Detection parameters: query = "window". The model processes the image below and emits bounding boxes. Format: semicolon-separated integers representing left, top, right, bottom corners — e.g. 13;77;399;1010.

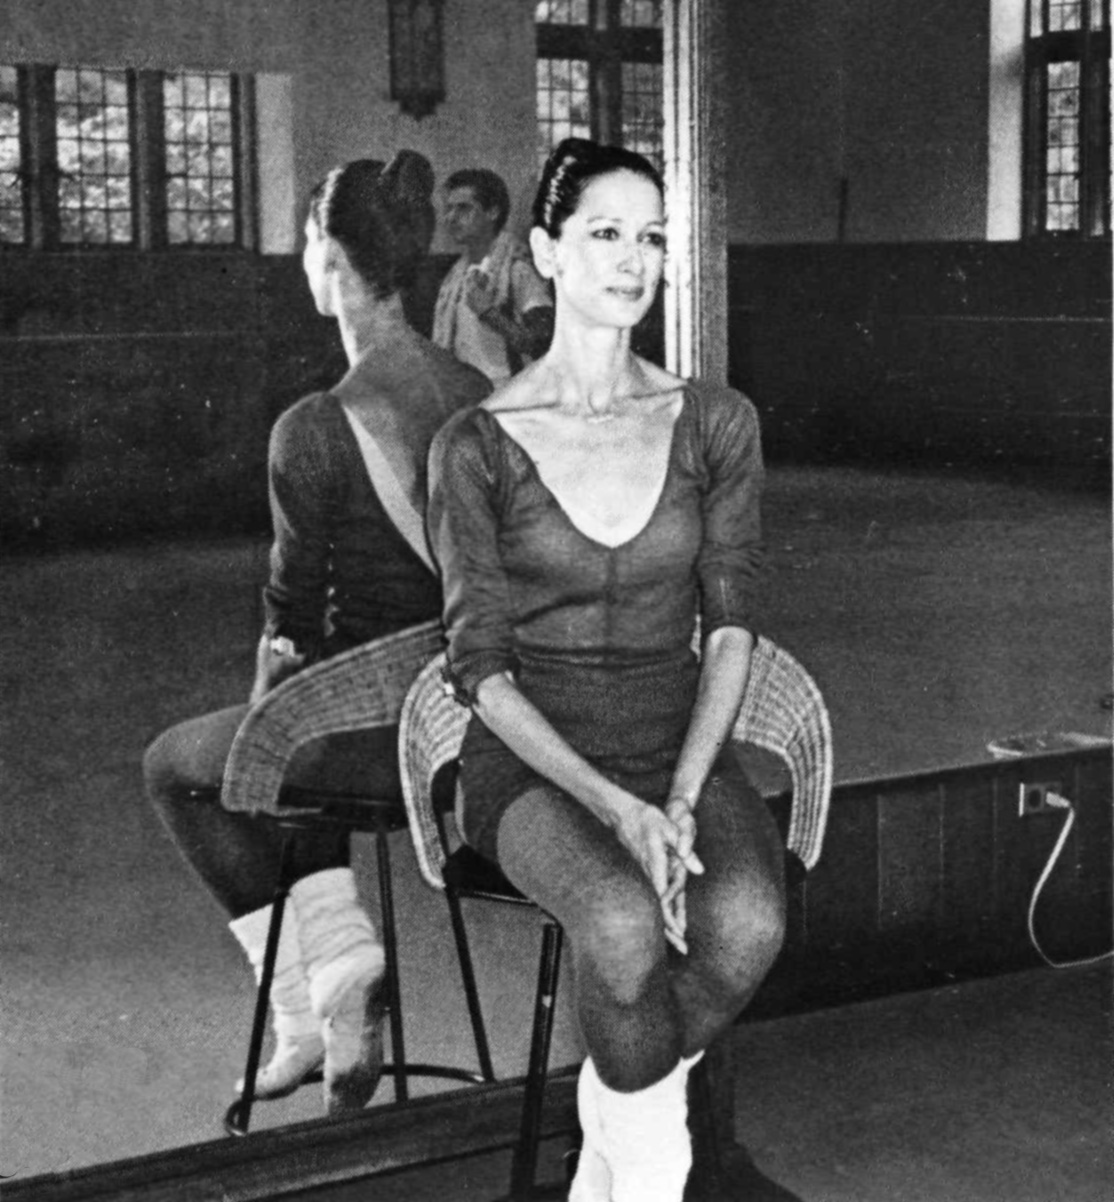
1024;0;1110;236
535;0;663;171
0;65;26;243
0;63;254;249
163;71;241;246
55;67;134;245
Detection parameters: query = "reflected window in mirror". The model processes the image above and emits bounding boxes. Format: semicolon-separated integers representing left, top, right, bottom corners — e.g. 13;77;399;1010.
1024;0;1111;236
0;64;27;243
163;71;243;247
55;67;134;245
0;63;256;250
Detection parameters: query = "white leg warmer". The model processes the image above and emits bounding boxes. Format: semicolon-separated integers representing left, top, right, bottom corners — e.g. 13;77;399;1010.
228;904;324;1098
593;1052;703;1202
290;868;387;1113
568;1057;612;1202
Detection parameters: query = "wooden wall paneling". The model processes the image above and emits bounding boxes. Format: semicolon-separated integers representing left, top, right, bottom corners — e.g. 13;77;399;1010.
804;787;880;954
877;780;945;933
941;773;997;945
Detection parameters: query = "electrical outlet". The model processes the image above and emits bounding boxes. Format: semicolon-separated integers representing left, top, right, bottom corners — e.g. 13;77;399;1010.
1018;781;1061;817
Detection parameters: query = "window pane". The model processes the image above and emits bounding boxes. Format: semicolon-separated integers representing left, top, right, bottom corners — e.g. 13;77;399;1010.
187;211;212;241
168;209;189;244
0;64;24;243
620;0;662;28
1049;0;1083;31
621;60;663;169
536;0;588;24
211;211;235;243
82;209;108;243
536;57;591;168
163;70;238;245
108;209;132;241
210;143;234;178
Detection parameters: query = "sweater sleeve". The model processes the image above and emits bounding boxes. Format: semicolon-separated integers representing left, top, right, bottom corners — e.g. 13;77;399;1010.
261;398;336;660
427;409;518;704
694;385;765;636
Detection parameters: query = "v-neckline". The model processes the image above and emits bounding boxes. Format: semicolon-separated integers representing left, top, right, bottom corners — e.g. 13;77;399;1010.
485;389;689;552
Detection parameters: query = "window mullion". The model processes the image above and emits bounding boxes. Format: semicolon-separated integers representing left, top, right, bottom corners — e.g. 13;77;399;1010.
1024;34;1048;235
1078;3;1093;234
26;65;59;249
134;70;167;250
1083;33;1110;233
234;74;258;251
595;0;622;145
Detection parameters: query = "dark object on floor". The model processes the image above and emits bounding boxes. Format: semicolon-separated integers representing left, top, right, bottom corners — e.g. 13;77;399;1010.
686;1037;804;1202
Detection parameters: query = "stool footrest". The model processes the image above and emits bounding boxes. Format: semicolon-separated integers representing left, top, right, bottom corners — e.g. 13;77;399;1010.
223;1062;490;1136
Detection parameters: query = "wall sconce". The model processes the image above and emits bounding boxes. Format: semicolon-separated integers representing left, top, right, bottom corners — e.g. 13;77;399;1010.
388;0;446;120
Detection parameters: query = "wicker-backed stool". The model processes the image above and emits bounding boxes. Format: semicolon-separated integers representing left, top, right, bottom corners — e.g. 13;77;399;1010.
397;634;834;1200
218;622;493;1136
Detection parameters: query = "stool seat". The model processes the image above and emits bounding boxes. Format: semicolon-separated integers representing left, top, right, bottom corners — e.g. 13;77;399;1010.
443;845;531;905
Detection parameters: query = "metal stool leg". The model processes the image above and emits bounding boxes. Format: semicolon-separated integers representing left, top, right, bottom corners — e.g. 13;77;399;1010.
445;889;498;1083
508;919;563;1201
224;831;299;1136
372;820;488;1097
375;817;410;1102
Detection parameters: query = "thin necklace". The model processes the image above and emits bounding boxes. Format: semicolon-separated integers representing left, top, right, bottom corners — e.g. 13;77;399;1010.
585;409;617;424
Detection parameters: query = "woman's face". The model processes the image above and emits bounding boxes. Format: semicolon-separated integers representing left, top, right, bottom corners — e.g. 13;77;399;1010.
302;216;334;316
534;168;665;331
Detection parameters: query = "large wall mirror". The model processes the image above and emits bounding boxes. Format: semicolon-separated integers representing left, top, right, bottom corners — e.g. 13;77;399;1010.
3;0;1109;1194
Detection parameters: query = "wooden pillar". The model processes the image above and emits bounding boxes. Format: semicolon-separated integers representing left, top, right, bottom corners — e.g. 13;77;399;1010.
662;0;730;385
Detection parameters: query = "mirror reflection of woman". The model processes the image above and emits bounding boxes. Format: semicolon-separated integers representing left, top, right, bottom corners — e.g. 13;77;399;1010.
143;153;490;1115
428;139;787;1202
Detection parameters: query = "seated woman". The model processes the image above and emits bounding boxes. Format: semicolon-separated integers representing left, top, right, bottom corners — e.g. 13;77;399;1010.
428;139;786;1202
143;152;490;1114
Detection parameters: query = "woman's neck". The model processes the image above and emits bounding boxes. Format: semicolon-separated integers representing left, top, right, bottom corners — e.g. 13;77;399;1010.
336;291;410;366
543;319;638;413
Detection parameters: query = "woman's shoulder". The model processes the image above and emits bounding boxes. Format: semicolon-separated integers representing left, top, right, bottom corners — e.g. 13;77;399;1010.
481;359;550;415
271;391;342;444
683;378;760;433
430;400;500;466
419;337;496;401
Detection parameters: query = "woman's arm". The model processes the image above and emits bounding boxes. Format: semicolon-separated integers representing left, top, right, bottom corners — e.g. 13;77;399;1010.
254;400;334;700
667;625;754;809
661;389;766;932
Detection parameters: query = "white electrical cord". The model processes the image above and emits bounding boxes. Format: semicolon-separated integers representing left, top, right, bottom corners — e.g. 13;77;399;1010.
1027;792;1113;969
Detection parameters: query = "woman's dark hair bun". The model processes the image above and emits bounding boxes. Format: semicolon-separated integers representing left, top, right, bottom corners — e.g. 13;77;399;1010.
307;150;435;299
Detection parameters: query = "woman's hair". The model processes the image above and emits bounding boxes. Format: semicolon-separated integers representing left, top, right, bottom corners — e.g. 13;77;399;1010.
532;138;663;238
306;150;436;298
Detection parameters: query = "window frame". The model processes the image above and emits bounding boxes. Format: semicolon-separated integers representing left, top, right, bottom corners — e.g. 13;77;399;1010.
535;0;663;169
1023;0;1111;238
0;63;257;252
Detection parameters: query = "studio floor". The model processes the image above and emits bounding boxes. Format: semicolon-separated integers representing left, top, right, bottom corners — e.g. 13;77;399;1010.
1;463;1110;1198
